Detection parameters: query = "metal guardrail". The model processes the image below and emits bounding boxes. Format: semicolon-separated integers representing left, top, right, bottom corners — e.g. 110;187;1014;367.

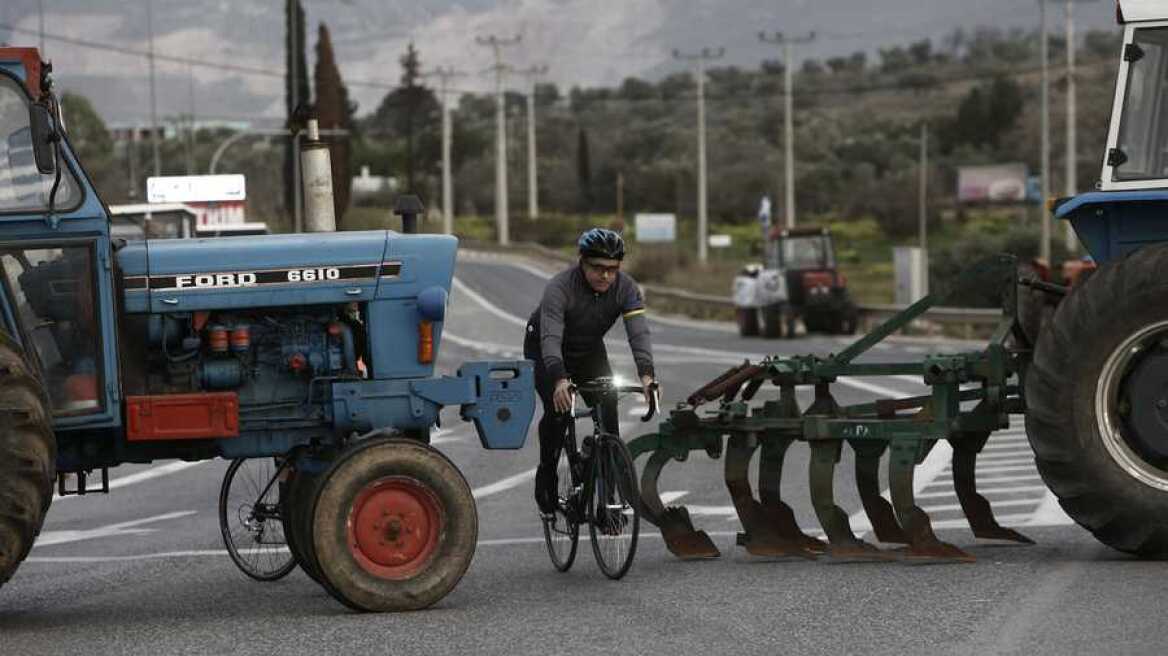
472;241;1004;336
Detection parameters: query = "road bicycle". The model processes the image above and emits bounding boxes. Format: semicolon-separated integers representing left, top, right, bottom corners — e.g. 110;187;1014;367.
542;378;659;579
219;457;297;581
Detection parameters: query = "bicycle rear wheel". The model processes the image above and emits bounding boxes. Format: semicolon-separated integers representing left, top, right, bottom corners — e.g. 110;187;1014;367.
543;444;579;572
219;457;296;582
588;437;640;580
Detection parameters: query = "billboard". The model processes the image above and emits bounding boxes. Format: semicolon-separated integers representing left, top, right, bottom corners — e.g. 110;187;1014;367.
147;174;246;204
634;213;676;242
957;164;1028;203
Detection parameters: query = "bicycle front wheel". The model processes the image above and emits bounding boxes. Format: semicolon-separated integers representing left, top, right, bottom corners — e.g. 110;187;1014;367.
219;457;297;582
543;444;579;572
588;437;640;579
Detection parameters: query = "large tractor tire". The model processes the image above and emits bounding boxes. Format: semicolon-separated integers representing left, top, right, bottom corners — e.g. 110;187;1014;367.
735;308;760;337
0;337;55;588
311;437;477;612
1025;243;1168;556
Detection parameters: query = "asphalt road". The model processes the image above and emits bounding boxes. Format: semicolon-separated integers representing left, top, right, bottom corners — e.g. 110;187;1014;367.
2;252;1161;656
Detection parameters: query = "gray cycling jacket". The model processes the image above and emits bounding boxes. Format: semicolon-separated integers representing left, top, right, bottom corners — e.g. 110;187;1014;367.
526;265;654;383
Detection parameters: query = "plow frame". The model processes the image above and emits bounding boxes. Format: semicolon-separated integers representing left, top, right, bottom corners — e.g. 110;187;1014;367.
629;254;1037;562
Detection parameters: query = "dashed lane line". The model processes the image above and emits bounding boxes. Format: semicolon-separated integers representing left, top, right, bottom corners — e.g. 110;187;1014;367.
34;510;197;548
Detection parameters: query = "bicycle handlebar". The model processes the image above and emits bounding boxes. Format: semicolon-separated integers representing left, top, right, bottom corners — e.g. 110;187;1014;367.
568;380;661;422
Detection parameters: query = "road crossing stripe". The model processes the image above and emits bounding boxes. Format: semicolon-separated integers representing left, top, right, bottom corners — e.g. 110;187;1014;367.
916;485;1048;499
921;499;1037;513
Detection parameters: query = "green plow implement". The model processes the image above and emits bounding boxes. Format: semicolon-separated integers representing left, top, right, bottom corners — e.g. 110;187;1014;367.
629;254;1041;562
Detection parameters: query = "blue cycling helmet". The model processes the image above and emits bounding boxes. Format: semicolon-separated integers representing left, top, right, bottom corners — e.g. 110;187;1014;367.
578;228;626;260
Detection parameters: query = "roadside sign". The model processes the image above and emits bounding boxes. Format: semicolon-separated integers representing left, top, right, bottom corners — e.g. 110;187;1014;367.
147;174;246;204
635;213;676;242
708;234;732;248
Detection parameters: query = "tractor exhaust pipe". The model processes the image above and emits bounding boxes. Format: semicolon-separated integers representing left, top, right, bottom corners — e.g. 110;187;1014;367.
395;195;423;235
301;119;336;232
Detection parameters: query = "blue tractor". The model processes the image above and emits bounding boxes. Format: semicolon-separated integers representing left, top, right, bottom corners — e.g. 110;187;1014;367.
1026;2;1168;555
0;48;534;611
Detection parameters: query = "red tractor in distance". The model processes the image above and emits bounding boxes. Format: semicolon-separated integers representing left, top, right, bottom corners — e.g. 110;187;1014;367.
733;227;859;338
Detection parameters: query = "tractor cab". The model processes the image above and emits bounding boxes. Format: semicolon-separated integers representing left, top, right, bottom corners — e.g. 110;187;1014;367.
0;49;119;427
1056;2;1168;262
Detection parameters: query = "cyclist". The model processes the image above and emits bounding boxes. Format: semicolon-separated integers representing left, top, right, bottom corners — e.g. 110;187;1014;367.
524;228;657;516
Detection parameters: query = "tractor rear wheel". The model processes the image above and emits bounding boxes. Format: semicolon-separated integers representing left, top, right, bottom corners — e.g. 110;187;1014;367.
0;336;55;588
1026;243;1168;556
311;437;477;612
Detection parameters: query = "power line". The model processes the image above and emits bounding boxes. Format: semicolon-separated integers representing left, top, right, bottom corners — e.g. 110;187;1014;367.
0;22;399;90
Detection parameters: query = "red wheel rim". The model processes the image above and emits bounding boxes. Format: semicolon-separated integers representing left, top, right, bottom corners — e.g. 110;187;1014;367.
346;476;444;580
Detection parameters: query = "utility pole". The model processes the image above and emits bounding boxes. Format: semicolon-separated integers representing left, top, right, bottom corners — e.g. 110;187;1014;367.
145;0;161;178
128;123;139;199
37;0;45;55
422;66;466;236
919;122;928;252
1063;0;1096;251
760;31;815;228
186;62;196;175
515;64;548;220
673;46;724;264
1040;0;1051;263
476;34;522;246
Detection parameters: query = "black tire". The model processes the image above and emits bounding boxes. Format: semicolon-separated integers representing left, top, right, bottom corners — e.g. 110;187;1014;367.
284;465;326;584
588;437;639;580
735;308;760;337
219;458;296;582
0;336;54;589
760;304;784;339
1026;243;1168;556
542;443;579;572
311;437;477;612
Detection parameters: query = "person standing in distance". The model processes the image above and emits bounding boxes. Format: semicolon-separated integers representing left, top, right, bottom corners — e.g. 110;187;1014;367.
524;228;657;515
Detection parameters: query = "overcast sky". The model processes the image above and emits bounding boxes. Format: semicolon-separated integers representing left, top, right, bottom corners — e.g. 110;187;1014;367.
0;1;1122;126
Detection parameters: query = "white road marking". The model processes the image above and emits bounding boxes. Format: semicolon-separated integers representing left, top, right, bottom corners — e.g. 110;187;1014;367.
921;499;1036;513
53;461;208;502
916;485;1048;499
34;510;197;548
659;491;689;504
974;473;1044;483
1028;491;1074;526
472;467;537;499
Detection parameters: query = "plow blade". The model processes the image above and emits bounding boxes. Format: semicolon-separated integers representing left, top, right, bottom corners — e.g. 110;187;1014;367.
638;449;720;559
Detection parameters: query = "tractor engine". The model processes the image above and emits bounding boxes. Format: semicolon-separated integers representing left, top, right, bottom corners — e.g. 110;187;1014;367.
126;306;362;410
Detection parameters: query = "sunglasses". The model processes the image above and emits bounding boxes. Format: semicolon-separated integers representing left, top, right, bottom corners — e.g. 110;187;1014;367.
584;260;621;276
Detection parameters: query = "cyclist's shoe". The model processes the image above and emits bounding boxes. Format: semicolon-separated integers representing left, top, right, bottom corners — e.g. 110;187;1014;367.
535;482;559;516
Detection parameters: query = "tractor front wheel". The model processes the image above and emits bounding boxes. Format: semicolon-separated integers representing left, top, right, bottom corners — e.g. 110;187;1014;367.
0;336;55;588
311;437;477;612
1026;243;1168;556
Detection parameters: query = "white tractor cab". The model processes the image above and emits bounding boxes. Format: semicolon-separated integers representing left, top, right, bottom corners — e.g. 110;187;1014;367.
1103;1;1168;190
732;227;858;339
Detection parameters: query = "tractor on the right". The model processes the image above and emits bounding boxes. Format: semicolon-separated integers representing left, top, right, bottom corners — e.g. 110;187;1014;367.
1025;1;1168;554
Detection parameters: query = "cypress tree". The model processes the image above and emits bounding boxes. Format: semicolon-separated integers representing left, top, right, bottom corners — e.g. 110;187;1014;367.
314;23;354;227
